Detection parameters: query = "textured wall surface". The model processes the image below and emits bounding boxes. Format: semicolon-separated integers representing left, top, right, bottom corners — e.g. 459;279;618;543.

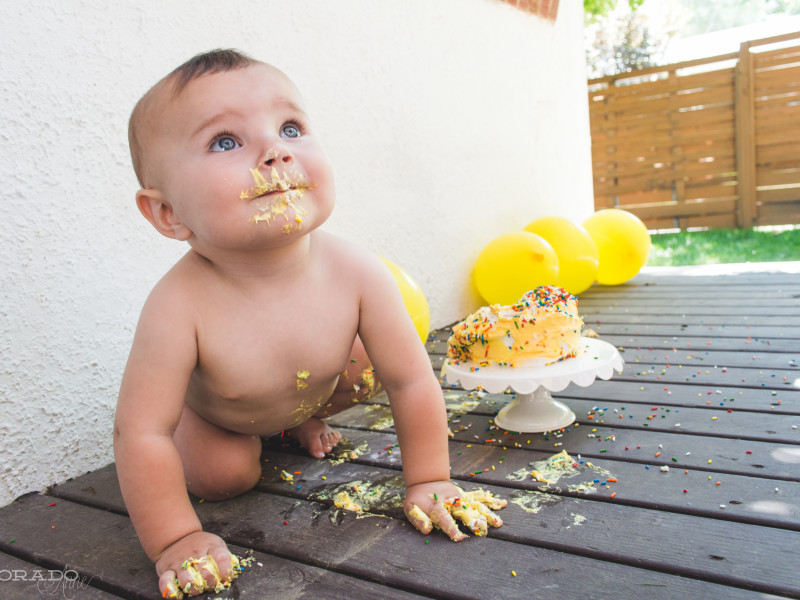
0;0;593;506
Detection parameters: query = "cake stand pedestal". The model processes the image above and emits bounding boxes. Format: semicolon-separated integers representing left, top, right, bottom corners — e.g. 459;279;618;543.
441;338;624;433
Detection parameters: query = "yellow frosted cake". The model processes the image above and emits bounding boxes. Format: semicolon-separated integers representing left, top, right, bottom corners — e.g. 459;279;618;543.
447;286;583;367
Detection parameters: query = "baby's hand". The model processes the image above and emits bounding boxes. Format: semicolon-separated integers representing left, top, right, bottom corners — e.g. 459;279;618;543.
155;531;241;598
404;482;507;542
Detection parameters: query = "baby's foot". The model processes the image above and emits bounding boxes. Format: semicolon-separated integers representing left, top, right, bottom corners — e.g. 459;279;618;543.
288;417;342;458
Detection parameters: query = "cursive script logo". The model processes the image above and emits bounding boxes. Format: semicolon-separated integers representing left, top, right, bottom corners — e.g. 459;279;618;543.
35;569;96;600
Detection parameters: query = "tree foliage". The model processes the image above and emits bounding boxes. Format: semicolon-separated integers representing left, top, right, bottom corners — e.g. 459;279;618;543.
584;0;800;78
584;0;644;22
585;5;664;78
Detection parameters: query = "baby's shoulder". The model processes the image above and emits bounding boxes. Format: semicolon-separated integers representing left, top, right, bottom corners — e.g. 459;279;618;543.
313;231;385;276
140;253;204;317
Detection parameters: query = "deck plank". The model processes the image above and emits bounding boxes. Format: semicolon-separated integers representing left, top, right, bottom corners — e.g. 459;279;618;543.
436;389;800;442
414;381;796;440
324;401;800;482
584;322;797;338
547;382;798;414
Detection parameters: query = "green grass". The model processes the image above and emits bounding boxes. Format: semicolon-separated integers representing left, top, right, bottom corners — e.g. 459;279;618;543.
647;226;800;267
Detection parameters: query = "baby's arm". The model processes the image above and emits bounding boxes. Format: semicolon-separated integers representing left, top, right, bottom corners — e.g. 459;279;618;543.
114;281;236;595
354;256;472;540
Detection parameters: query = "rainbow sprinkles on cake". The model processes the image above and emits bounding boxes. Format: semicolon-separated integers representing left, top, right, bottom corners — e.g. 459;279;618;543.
447;285;584;368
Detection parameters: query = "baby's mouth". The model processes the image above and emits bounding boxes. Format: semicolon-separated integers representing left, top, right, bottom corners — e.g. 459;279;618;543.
240;167;312;201
243;167;314;230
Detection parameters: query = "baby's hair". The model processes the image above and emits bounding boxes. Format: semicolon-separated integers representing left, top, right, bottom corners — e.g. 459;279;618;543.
129;48;258;186
167;48;258;94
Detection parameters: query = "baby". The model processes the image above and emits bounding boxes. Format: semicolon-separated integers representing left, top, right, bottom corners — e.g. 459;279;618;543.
114;49;503;597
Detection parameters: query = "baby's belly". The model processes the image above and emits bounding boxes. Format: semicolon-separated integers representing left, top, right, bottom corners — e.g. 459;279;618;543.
185;375;340;436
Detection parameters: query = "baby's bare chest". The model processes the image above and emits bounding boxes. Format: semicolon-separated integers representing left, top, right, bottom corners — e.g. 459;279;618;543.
192;292;360;401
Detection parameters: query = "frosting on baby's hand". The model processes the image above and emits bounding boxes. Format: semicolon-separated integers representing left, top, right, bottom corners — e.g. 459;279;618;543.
409;488;506;542
161;554;243;599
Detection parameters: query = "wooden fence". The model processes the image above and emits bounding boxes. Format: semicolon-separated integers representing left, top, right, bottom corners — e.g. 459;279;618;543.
588;31;800;230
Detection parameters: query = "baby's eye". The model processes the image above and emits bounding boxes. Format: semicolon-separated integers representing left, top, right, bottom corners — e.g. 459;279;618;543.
281;123;302;139
210;135;240;152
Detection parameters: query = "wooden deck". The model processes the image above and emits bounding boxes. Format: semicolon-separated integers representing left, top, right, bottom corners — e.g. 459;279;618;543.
2;265;799;599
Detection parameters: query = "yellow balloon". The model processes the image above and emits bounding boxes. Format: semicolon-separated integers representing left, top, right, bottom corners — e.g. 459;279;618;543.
473;232;559;305
582;209;651;285
379;256;431;343
524;216;599;295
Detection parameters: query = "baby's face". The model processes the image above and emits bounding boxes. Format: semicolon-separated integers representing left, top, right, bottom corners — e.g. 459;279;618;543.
145;64;335;250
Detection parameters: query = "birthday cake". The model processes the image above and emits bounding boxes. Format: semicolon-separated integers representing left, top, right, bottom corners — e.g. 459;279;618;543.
447;286;583;367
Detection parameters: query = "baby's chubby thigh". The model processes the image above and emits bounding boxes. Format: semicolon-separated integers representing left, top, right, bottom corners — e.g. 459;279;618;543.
315;335;383;418
173;404;263;501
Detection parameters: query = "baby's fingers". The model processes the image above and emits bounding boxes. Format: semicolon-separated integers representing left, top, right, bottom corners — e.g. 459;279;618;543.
192;555;223;593
475;502;504;528
451;505;488;537
158;571;183;599
430;503;467;542
211;550;241;584
407;504;433;535
465;489;508;511
181;560;208;596
159;555;232;598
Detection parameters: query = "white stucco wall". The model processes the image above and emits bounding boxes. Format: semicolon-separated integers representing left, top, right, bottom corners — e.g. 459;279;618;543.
0;0;593;506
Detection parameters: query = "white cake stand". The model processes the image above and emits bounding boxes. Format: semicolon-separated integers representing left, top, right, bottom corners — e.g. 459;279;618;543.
441;338;624;433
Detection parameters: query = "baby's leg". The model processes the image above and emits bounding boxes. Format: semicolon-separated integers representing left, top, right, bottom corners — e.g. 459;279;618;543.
289;335;382;458
173;404;263;501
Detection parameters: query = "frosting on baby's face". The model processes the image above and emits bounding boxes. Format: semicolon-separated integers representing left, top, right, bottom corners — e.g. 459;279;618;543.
134;64;336;252
243;166;314;232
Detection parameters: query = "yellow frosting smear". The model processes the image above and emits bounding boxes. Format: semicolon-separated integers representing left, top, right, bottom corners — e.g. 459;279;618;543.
162;554;243;599
319;476;405;515
408;504;431;530
333;491;362;512
296;369;311;390
243;167;312;227
443;490;506;537
447;285;583;366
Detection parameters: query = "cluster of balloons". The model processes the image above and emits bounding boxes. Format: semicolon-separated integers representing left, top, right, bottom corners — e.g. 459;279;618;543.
474;209;651;305
377;209;651;342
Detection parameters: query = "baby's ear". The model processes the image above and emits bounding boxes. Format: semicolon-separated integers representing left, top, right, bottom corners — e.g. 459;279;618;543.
135;189;192;241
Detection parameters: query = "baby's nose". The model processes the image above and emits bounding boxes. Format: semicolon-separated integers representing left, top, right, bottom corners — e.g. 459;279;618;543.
263;147;293;167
